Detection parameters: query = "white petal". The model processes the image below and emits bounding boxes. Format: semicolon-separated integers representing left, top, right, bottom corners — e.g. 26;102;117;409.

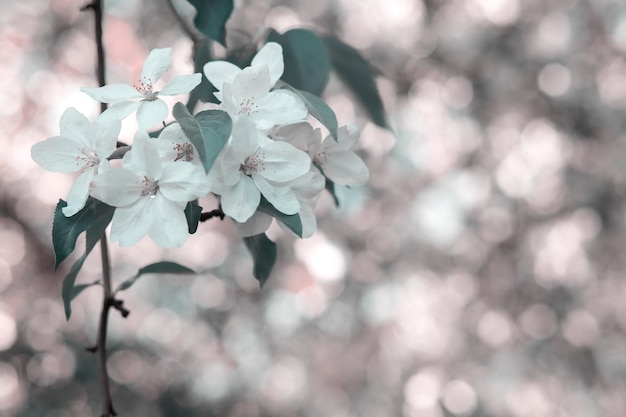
141;48;172;85
125;131;163;179
159;73;202;96
235;211;272;237
251;42;284;87
159;162;210;202
81;84;143;103
253;90;308;130
221;175;260;223
136;99;169;130
254;175;300;215
257;141;311;182
92;111;121;159
90;168;143;207
31;136;84;173
203;61;241;91
59;107;92;146
291;170;325;201
62;170;94;217
110;200;152;247
230;118;261;161
108;101;141;120
148;196;189;247
324;151;369;186
331;124;360;151
271;122;312;151
232;65;271;105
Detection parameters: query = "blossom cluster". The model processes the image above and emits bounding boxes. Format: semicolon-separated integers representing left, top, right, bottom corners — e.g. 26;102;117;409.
32;43;368;248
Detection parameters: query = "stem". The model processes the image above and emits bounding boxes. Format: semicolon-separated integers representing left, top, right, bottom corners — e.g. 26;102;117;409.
83;1;116;415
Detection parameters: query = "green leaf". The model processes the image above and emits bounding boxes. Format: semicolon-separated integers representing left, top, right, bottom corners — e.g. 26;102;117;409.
52;198;97;270
185;200;203;234
267;29;331;96
257;197;303;237
275;82;338;139
173;103;232;173
325;178;340;206
187;0;234;46
62;201;115;320
70;280;101;302
243;233;277;287
324;36;389;129
116;261;195;293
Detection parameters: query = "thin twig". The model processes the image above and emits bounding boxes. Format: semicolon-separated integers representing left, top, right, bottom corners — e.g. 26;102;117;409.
83;1;117;415
200;207;225;222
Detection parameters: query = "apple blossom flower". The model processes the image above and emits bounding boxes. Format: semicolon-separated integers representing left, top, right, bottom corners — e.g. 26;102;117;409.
90;131;210;248
81;48;201;130
209;118;311;223
203;42;307;130
308;124;369;186
31;107;121;217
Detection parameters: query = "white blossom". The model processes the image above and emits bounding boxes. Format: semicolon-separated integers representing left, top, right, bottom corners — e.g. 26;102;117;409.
81;48;201;130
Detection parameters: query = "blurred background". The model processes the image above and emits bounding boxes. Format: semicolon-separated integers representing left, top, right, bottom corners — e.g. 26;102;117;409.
2;0;626;416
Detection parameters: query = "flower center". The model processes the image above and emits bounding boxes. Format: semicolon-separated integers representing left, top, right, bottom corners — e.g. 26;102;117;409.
238;97;259;116
314;150;328;166
134;79;157;101
173;142;195;162
140;176;159;199
240;152;266;176
76;147;99;172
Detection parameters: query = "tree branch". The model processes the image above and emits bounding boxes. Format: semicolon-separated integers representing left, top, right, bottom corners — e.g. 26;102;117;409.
82;1;118;416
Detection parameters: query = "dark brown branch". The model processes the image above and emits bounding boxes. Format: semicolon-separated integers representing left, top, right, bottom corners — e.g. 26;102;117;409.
200;207;225;222
83;1;117;416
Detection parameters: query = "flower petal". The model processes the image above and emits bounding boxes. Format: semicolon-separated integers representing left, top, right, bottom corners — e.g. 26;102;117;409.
141;48;171;85
90;168;143;207
92;111;121;159
331;124;360;151
125;131;163;179
59;107;92;146
298;201;317;238
136;99;169;130
159;73;202;96
148;196;189;247
221;175;260;223
159;161;210;202
324;151;369;186
254;175;300;215
203;61;242;91
251;42;284;86
235;211;272;237
62;170;95;217
232;65;271;106
110;199;152;247
31;136;85;173
257;141;311;182
108;101;141;121
81;84;143;103
253;90;308;130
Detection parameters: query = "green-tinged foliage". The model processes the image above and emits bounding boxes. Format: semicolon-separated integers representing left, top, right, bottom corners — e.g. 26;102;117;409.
116;261;195;293
324;36;389;129
185;200;203;234
243;233;277;287
187;0;234;46
52;198;96;270
173;103;231;173
257;196;303;237
267;28;331;96
70;280;101;302
325;178;340;206
275;81;338;139
62;201;115;320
